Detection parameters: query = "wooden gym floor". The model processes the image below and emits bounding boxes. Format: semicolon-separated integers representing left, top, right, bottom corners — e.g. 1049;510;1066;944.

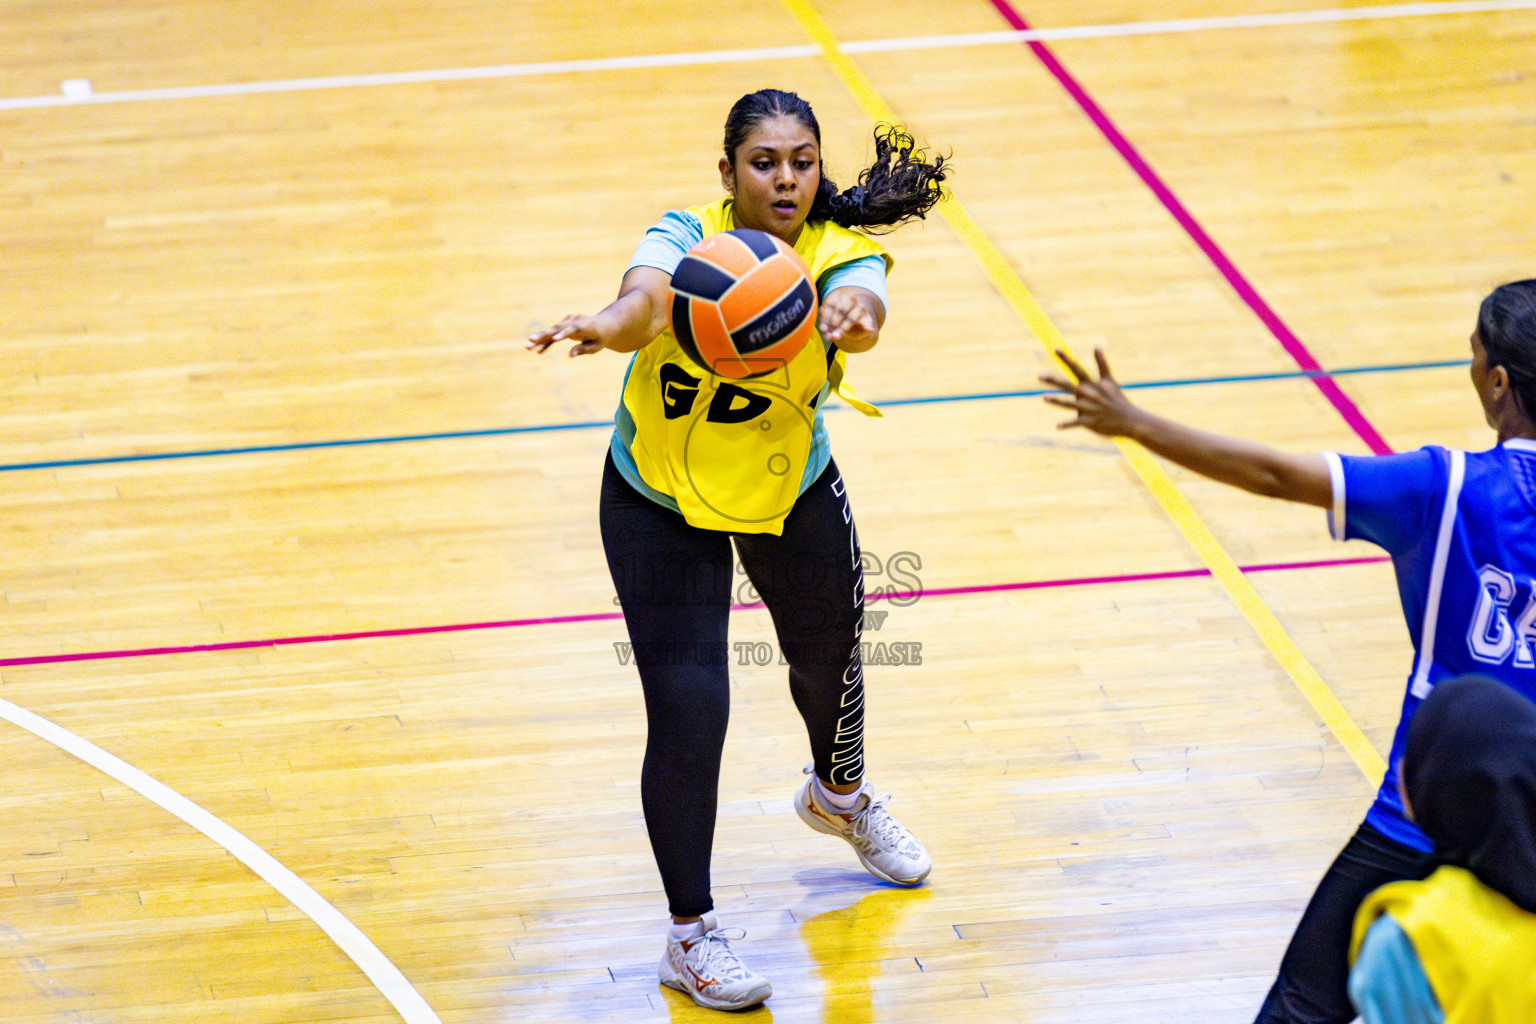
1;1;1533;1021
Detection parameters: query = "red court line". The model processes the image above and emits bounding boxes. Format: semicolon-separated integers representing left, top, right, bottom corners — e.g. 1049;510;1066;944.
0;556;1389;669
983;0;1393;456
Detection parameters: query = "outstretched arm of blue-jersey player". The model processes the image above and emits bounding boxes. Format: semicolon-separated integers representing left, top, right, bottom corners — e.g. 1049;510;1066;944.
1041;347;1334;509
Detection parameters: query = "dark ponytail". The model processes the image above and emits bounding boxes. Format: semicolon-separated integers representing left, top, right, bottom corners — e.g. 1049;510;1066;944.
814;124;947;232
722;89;948;234
1478;279;1536;417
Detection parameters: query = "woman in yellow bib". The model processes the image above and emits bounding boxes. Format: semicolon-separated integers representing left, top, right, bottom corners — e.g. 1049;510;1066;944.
528;89;947;1011
1348;674;1536;1024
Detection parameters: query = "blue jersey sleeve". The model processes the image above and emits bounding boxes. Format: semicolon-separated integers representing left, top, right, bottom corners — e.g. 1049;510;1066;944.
819;255;890;312
1327;448;1444;555
627;210;704;277
1348;915;1444;1024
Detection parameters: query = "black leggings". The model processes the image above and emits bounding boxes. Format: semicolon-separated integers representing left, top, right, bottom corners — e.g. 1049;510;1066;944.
1254;823;1435;1023
600;453;867;918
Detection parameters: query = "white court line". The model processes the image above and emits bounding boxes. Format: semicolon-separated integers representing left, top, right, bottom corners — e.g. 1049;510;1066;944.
0;698;442;1024
843;0;1536;51
1;1;1532;111
0;46;819;110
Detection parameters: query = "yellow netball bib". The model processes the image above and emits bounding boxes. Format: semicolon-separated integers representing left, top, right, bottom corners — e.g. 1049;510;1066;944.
619;200;890;534
1353;866;1536;1024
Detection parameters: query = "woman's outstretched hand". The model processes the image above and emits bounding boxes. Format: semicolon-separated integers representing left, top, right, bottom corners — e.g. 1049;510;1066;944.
526;314;608;357
1040;347;1143;439
1041;345;1334;508
526;269;672;357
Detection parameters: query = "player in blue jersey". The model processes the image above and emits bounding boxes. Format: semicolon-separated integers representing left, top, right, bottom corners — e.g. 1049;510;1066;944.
1040;278;1536;1024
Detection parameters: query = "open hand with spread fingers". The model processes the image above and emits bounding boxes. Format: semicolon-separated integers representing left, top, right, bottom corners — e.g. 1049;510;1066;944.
1039;347;1146;439
525;313;609;357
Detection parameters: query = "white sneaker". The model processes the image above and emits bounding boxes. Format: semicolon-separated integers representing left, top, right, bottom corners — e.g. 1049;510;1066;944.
795;768;932;886
658;912;772;1011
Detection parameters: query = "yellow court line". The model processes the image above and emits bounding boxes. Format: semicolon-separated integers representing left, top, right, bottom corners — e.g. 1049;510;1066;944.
778;0;1387;786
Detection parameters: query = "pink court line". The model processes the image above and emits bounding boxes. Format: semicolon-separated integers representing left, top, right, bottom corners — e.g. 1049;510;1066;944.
903;554;1389;599
0;556;1388;669
984;0;1393;456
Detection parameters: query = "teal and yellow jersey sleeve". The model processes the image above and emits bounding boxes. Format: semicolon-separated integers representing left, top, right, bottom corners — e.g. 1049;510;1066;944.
1349;915;1444;1024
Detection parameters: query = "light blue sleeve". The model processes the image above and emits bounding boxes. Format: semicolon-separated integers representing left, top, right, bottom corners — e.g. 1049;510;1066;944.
626;210;704;276
1348;916;1444;1024
819;255;889;312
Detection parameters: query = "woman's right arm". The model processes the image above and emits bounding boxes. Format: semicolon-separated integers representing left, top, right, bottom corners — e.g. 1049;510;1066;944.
1042;348;1334;509
526;266;673;357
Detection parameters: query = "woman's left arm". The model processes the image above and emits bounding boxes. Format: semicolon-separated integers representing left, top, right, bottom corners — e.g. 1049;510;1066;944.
1043;348;1334;508
820;286;886;353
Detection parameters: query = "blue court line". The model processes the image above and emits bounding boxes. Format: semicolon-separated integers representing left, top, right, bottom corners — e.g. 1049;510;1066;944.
2;422;613;472
880;358;1467;408
3;358;1465;474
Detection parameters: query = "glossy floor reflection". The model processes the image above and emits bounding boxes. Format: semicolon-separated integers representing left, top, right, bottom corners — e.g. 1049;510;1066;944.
802;886;933;1023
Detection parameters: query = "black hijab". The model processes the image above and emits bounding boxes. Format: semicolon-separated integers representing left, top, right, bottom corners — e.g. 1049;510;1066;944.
1405;674;1536;913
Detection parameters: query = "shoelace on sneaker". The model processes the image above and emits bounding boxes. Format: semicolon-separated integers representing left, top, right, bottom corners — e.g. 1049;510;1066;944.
849;794;905;846
693;926;753;981
801;764;915;852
